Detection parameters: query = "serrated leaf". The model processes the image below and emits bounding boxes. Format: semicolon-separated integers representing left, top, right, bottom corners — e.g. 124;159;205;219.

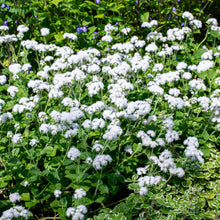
141;12;149;22
99;184;109;194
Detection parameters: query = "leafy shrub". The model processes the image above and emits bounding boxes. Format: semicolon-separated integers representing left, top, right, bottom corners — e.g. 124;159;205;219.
0;5;220;220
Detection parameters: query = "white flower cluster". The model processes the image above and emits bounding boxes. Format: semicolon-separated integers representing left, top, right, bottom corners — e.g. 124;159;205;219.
63;33;77;41
67;147;81;161
137;130;161;148
66;205;88;220
102;122;123;141
138;175;164;195
141;20;158;28
9;192;21;203
0;206;29;220
150;150;185;177
13;95;39;113
82;118;105;130
54;189;62;198
86;75;104;97
74;188;86;199
92;154;112;170
184;137;204;163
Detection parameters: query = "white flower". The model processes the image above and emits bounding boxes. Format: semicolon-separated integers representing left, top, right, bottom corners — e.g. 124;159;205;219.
74;188;86;199
9;192;21;203
63;33;77;41
0;75;7;85
12;134;23;144
101;35;113;42
17;25;29;33
206;18;218;26
139;187;148;195
54;190;62;198
92;143;104;152
93;154;112;170
182;11;194;20
189;19;202;29
40;28;50;36
67;147;81;161
121;27;131;35
24;181;29;187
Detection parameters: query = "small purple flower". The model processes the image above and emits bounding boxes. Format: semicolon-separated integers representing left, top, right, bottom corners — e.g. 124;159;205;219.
82;26;87;33
6;4;9;10
1;4;5;8
178;0;180;2
34;15;37;18
175;16;178;19
136;0;139;3
181;22;185;26
96;0;100;3
15;20;17;24
168;15;172;19
107;47;110;51
149;17;152;20
172;7;176;11
76;27;82;34
115;21;119;25
4;20;7;26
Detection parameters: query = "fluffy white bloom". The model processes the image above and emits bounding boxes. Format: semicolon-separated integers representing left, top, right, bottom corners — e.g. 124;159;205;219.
67;147;81;161
7;86;19;97
124;145;133;155
0;75;7;85
0;25;9;31
17;25;29;33
182;72;192;80
0;206;29;219
92;143;104;152
165;129;179;143
9;192;21;203
101;35;113;42
152;63;163;72
9;63;21;75
145;42;158;52
139;187;148;195
206;18;218;26
103;124;123;140
54;190;62;198
63;33;77;41
169;88;180;97
182;11;194;20
189;19;202;29
121;27;131;35
176;61;187;70
12;134;23;144
93;154;112;170
40;28;50;36
24;181;29;187
148;83;164;95
74;188;86;199
197;60;214;73
189;78;206;91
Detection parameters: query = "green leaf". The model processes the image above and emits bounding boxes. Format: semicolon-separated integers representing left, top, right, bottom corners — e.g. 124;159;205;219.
94;14;104;19
200;193;216;199
50;0;63;6
21;193;30;201
99;184;109;194
141;12;149;22
54;33;64;42
96;196;105;202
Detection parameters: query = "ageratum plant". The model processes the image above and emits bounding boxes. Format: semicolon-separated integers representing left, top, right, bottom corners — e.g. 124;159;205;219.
0;11;219;219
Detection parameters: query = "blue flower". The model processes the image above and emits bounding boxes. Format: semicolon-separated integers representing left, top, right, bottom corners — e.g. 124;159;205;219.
4;20;7;26
168;15;172;19
6;4;9;10
115;21;119;25
172;7;176;11
96;0;100;3
1;4;5;8
76;27;82;34
82;26;87;33
181;22;185;26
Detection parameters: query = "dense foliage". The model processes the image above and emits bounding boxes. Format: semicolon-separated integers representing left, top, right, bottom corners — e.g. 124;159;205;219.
0;1;219;220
